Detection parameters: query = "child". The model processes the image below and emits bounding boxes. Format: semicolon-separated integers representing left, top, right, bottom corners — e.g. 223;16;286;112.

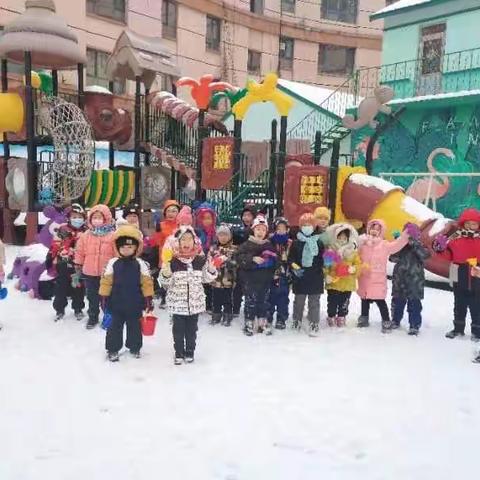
123;203;142;228
74;204;115;329
268;217;291;330
314;206;331;239
160;226;217;364
390;223;430;336
324;223;361;327
47;203;87;321
357;219;409;332
100;225;154;362
209;224;237;326
236;215;277;336
433;208;480;341
288;213;325;336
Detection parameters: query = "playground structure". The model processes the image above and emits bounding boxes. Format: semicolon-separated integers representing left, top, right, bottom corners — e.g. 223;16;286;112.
0;0;460;285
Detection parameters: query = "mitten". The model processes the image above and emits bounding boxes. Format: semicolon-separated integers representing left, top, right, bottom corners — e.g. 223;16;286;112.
293;268;304;278
348;265;356;274
71;272;82;288
432;234;448;253
144;296;154;313
392;230;401;239
161;262;172;278
404;222;421;240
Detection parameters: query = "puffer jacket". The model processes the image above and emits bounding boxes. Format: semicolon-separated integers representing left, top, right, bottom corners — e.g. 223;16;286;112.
209;241;237;288
74;204;115;277
324;223;362;293
161;256;217;316
357;219;408;300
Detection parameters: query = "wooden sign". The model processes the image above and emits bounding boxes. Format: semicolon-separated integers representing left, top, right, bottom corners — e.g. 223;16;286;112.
201;136;234;189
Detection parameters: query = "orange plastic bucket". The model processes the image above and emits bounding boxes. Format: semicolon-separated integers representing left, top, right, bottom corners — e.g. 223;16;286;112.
141;314;157;336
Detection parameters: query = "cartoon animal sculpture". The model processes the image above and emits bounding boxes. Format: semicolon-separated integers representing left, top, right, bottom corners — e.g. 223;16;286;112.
406;147;454;211
342;86;395;130
176;74;234;110
232;73;294;120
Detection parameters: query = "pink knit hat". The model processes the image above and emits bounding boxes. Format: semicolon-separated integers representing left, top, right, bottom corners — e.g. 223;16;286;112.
176;206;193;226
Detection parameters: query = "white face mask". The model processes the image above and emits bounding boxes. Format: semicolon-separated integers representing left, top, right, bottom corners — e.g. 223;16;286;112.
301;225;314;236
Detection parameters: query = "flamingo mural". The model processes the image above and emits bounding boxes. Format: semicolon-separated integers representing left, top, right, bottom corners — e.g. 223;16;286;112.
406;147;455;211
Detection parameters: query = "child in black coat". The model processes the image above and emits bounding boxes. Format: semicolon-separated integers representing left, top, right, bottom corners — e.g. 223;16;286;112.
236;215;277;336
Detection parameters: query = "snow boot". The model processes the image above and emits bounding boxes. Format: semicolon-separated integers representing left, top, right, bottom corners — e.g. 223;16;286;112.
74;310;85;321
327;317;336;327
210;313;222;325
336;316;346;327
292;319;302;331
445;329;465;339
473;352;480;363
222;313;233;327
471;334;480;343
185;353;195;364
275;319;286;330
174;355;184;365
381;320;392;333
130;350;141;359
357;316;369;328
391;322;401;330
54;311;65;322
408;327;419;336
308;321;319;337
256;318;267;334
108;351;119;362
244;320;254;336
86;318;98;330
264;322;273;336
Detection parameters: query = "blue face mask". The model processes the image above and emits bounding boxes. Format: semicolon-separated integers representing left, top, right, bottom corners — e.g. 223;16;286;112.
301;225;314;236
70;218;85;229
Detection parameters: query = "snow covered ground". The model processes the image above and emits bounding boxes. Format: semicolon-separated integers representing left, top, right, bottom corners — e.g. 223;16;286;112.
1;246;479;480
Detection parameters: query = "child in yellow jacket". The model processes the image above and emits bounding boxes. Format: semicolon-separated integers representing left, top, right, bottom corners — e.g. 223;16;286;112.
323;223;361;327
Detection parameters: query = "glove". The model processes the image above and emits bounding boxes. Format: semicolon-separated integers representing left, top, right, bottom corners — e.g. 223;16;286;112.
432;234;448;253
144;296;154;313
404;222;421;240
71;272;82;288
325;275;333;284
100;296;108;311
292;268;304;278
348;266;356;274
392;230;401;239
161;262;172;278
74;264;83;275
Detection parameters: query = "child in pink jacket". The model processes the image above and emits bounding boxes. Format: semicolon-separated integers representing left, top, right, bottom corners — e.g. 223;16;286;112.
357;219;409;332
75;204;115;329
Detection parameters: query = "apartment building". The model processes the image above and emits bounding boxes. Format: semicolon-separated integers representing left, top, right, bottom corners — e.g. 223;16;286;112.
0;0;385;99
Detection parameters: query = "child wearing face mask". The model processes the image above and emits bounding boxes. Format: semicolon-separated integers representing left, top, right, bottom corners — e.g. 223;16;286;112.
324;223;361;327
288;213;325;336
357;219;409;332
47;204;87;321
74;204;115;329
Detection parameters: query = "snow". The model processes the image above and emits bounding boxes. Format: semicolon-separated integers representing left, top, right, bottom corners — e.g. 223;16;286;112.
14;212;49;226
349;173;400;193
17;243;49;262
401;196;443;222
389;90;480;105
429;217;452;237
1;244;479;480
84;85;112;95
373;0;432;17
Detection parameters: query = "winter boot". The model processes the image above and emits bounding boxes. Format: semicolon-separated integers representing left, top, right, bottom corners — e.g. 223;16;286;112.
445;329;465;339
327;317;336;327
471;334;480;343
256;318;267;334
54;311;65;322
308;321;320;337
391;322;401;330
381;320;392;333
244;320;254;336
357;316;369;328
185;352;195;364
264;322;273;336
473;352;480;363
408;327;419;336
292;318;302;331
210;313;222;325
174;355;184;365
130;350;141;359
74;310;85;321
336;316;346;327
108;351;119;362
86;317;99;330
275;319;286;330
222;313;233;327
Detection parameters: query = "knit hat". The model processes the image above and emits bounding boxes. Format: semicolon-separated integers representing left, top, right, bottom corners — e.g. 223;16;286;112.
114;225;142;256
274;217;289;229
123;203;140;219
68;203;86;217
163;199;181;216
216;224;232;238
252;214;268;230
176;206;193;226
314;206;331;221
299;212;315;226
241;204;257;217
458;208;480;227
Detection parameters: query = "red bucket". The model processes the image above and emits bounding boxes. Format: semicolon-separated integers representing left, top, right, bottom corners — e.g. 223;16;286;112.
141;314;157;336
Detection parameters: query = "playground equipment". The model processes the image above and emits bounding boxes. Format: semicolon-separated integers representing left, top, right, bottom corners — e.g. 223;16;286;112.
0;93;24;134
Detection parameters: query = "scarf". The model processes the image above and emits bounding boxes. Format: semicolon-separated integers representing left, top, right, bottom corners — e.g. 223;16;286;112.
297;231;320;268
91;224;115;237
450;229;480;241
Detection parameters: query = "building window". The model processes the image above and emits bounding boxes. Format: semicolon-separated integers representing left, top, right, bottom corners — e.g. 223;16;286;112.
281;0;296;13
247;50;261;74
206;15;221;52
86;0;126;22
86;49;125;94
279;37;294;70
321;0;358;24
318;44;355;75
250;0;264;14
162;0;177;39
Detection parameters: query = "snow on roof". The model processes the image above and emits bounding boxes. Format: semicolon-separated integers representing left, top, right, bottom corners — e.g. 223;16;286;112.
85;85;112;94
401;196;443;222
389;89;480;105
372;0;432;18
278;79;333;107
428;217;452;237
349;173;401;194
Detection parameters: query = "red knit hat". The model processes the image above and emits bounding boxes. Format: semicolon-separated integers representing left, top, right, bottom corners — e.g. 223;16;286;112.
458;208;480;227
176;206;193;226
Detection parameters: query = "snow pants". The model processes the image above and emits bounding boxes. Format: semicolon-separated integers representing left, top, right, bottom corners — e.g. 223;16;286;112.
84;275;101;322
391;297;422;329
53;263;85;314
172;314;199;358
212;287;233;315
293;294;321;326
327;290;352;318
361;299;390;322
105;310;143;354
453;285;480;336
268;276;289;323
244;288;270;321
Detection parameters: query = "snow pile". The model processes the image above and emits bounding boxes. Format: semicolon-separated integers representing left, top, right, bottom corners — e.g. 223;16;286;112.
85;85;112;95
349;173;401;193
429;217;453;237
14;212;49;226
389;90;480;105
19;243;49;262
373;0;432;17
401;196;443;222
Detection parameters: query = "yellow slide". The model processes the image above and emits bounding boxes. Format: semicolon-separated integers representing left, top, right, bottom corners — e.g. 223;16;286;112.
0;92;24;134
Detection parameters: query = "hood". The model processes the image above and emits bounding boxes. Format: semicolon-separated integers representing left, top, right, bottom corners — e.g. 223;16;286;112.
327;223;359;247
195;202;217;230
113;224;143;257
366;218;386;239
176;206;193;226
163;199;181;215
87;204;113;228
458;208;480;228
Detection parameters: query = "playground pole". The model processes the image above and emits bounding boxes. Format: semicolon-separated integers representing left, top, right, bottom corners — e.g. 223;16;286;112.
276;115;287;216
134;76;141;203
268;119;277;218
1;59;10;160
77;63;84;110
328;139;340;222
196;109;207;202
108;81;115;170
145;87;150;166
313;131;322;165
52;70;58;97
232;118;242;197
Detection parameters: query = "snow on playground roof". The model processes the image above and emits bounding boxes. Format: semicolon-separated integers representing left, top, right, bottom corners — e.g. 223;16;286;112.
372;0;433;19
389;90;480;106
278;79;333;108
349;173;400;194
401;196;443;222
85;85;112;95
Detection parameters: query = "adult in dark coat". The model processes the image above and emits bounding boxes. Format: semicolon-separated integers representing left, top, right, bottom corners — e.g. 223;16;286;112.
390;224;430;334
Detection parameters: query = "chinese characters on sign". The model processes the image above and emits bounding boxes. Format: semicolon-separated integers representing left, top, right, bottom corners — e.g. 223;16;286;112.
299;175;325;204
213;144;232;170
